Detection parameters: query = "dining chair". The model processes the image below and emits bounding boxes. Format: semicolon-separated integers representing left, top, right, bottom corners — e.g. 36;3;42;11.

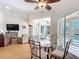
50;40;71;59
29;40;48;59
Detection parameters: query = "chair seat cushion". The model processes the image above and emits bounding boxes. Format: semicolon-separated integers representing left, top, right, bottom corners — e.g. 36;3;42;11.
51;49;64;58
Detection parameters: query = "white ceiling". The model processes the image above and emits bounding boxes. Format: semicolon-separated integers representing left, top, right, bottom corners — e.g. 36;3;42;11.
0;0;79;19
0;0;37;12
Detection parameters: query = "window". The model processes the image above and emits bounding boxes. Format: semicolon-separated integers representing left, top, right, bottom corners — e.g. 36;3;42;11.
41;26;44;34
57;14;79;57
72;19;79;47
65;16;79;57
32;17;51;40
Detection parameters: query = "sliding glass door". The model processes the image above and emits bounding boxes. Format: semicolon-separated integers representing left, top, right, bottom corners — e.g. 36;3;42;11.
69;18;79;57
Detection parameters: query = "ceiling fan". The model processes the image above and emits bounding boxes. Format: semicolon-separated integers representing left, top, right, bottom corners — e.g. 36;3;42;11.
24;0;60;10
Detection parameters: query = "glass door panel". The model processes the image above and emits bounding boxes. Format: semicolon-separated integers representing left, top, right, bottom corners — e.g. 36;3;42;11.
68;18;79;57
72;19;79;47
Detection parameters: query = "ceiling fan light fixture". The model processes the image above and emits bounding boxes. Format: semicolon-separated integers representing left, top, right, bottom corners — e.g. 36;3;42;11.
25;0;60;10
38;2;47;8
6;6;10;10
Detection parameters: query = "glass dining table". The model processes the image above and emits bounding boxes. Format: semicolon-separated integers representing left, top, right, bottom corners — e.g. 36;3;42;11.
39;40;57;59
30;39;60;59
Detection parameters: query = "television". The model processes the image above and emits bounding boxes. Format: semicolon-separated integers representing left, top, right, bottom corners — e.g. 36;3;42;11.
6;24;19;31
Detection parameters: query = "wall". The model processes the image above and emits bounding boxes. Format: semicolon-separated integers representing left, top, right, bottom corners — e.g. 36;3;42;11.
2;12;29;43
57;18;65;47
0;11;3;33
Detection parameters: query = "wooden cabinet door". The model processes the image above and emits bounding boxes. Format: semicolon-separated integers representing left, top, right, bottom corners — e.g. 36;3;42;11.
0;34;4;47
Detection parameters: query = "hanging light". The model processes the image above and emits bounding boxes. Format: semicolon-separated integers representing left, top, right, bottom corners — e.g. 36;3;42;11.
25;0;60;10
38;1;47;8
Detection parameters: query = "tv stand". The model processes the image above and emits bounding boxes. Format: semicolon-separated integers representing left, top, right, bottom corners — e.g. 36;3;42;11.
6;31;18;39
6;31;18;38
5;31;19;44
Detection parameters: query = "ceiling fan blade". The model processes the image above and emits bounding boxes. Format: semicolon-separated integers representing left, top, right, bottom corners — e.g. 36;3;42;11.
46;0;60;3
24;0;38;3
25;0;60;3
45;5;52;10
35;6;39;10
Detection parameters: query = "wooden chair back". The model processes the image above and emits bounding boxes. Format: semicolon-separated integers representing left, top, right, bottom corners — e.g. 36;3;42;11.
63;40;71;59
29;40;41;59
